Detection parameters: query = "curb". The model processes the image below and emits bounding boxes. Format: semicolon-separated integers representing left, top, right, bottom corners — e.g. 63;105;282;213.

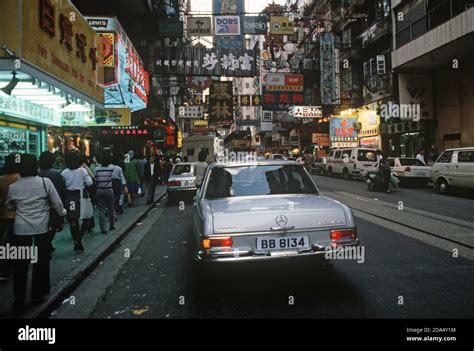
21;190;168;319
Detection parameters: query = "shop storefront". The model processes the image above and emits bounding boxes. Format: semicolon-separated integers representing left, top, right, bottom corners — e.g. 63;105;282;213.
0;0;104;167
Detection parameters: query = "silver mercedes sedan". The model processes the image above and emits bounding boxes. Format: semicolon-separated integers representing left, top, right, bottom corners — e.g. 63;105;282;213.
192;160;359;263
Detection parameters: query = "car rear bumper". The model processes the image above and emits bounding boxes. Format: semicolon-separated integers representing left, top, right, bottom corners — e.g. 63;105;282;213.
168;187;197;193
194;240;360;263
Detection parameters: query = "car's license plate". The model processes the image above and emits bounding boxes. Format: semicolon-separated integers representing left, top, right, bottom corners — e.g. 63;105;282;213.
256;236;309;251
416;172;427;177
182;180;194;187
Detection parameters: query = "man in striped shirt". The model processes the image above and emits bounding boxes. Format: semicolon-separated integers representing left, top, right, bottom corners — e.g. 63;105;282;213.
94;154;116;234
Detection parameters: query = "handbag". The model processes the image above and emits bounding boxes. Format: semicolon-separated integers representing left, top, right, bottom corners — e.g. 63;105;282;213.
42;178;64;232
79;187;94;220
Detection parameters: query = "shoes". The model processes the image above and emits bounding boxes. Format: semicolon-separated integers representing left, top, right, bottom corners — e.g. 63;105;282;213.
73;241;85;251
11;300;25;315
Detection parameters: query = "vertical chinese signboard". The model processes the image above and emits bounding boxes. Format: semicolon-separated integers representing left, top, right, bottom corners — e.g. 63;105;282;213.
320;32;338;105
209;81;233;124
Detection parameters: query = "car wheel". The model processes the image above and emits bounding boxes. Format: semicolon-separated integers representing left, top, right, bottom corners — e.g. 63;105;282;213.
342;168;350;180
326;167;333;177
437;179;450;195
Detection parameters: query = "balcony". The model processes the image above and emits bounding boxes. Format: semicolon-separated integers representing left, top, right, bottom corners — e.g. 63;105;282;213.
392;3;474;70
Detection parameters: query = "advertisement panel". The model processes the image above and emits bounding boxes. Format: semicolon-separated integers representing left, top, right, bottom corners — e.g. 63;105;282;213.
20;0;103;104
84;108;131;126
214;16;241;35
209;81;233;123
159;17;184;38
178;106;204;118
320;32;337;105
262;88;304;110
242;16;267;34
187;17;212;36
0;94;61;126
264;74;303;92
213;0;244;48
270;16;294;35
98;33;115;67
330;118;358;143
312;133;330;146
291;106;322;118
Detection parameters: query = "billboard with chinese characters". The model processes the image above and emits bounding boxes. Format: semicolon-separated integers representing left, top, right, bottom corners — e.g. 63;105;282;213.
155;47;256;77
270;16;294;35
263;74;303;92
320;32;338;105
9;0;104;104
330;118;358;145
290;106;322;118
86;16;149;112
209;81;233;123
262;88;304;110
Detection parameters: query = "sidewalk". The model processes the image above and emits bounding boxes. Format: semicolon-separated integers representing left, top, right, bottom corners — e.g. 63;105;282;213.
0;185;167;319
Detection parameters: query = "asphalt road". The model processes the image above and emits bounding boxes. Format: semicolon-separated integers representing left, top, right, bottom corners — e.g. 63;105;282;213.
313;174;474;223
52;186;474;319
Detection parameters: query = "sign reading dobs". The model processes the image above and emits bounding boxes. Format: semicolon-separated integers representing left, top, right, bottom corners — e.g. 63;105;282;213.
242;16;267;34
209;81;233;123
214;16;240;35
187;17;212;36
290;106;322;118
19;0;103;104
270;16;294;35
155;47;256;77
178;106;204;119
264;74;303;92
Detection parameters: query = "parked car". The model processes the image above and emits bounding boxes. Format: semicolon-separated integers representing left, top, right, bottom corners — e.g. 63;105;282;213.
192;160;359;264
325;148;378;179
271;153;286;160
388;157;431;186
431;147;474;194
167;163;197;204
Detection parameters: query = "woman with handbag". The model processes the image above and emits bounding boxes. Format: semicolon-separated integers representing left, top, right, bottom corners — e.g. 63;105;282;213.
6;154;66;315
61;152;93;251
38;151;67;253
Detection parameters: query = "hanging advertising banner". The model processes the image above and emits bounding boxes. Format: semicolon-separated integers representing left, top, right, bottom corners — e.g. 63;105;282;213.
270;16;294;35
214;16;240;35
159;17;184;38
165;125;176;146
0;94;61;126
187;76;213;90
209;81;233;123
330;118;358;144
192;119;209;127
320;32;337;105
312;133;330;146
262;110;273;122
262;88;305;110
86;16;149;112
264;73;304;92
242;16;268;34
98;33;115;67
84;108;131;126
187;17;212;36
213;0;244;49
155;47;256;77
290;106;322;118
178;106;204;118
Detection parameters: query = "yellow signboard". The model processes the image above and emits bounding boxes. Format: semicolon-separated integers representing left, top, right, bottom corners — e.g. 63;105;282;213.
84;108;131;126
1;0;104;104
177;129;183;148
270;16;295;35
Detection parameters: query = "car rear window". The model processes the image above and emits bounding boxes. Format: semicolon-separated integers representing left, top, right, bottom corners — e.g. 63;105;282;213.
205;165;319;199
272;154;284;159
399;158;425;166
357;150;377;162
172;165;193;175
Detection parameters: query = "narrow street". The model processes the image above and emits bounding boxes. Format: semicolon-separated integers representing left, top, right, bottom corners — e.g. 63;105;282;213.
52;176;474;319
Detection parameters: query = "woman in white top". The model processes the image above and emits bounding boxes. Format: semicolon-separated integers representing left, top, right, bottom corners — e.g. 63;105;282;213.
6;154;65;315
61;152;93;252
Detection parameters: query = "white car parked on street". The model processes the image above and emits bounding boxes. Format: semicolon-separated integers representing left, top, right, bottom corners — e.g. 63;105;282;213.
388;157;431;186
431;147;474;194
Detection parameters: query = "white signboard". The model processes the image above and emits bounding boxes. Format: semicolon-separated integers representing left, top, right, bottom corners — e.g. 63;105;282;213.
262;110;273;122
178;106;204;118
290;106;323;118
187;17;212;36
214;16;241;36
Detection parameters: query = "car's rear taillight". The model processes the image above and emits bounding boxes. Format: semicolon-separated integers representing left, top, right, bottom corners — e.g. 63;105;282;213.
202;237;233;249
405;167;411;172
330;229;357;241
168;180;181;186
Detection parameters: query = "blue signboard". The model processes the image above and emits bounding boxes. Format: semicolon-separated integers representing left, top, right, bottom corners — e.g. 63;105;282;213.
213;0;244;49
330;118;358;142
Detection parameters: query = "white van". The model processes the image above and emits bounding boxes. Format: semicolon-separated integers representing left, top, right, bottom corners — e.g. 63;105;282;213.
431;147;474;194
326;148;378;179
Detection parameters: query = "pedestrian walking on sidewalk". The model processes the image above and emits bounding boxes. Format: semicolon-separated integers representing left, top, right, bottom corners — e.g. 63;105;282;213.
6;154;66;315
144;155;162;205
138;154;147;197
125;151;140;207
39;151;67;253
194;150;208;188
378;153;392;194
0;153;20;281
61;152;94;251
111;156;127;215
95;154;116;233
